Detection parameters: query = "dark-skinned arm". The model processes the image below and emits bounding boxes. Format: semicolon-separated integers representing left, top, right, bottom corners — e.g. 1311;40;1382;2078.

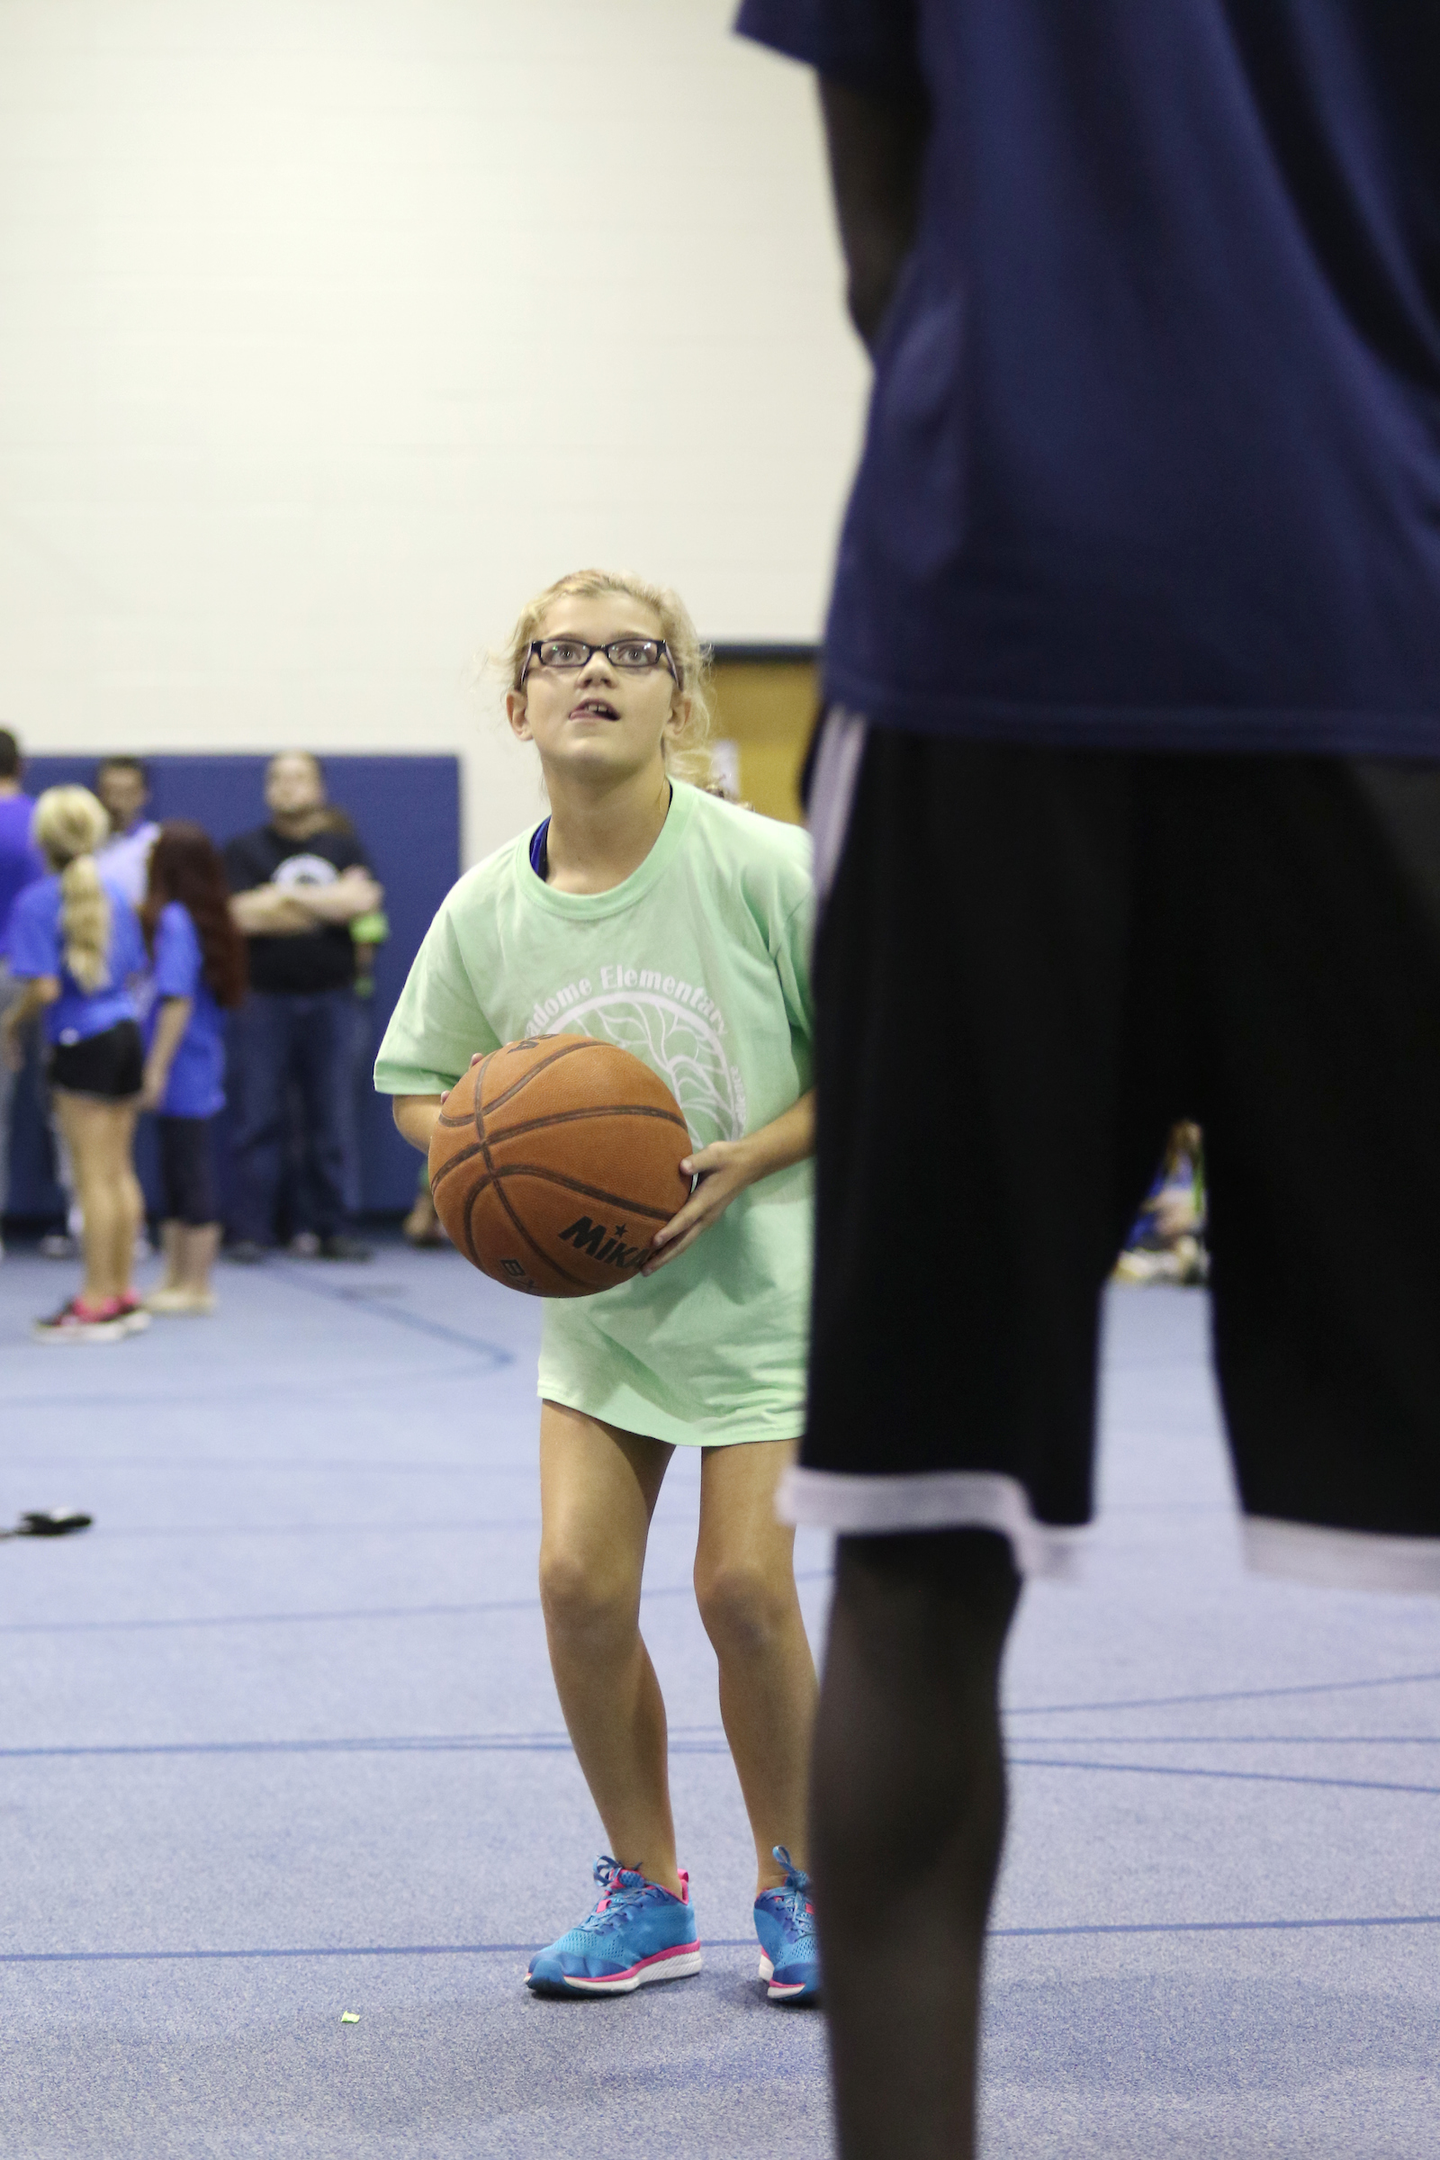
818;75;931;352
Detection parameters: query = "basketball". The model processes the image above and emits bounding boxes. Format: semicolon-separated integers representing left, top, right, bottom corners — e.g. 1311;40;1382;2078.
428;1036;693;1297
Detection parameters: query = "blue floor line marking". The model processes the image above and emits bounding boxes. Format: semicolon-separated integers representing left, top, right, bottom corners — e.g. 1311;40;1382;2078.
5;1732;1437;1766
992;1914;1440;1939
90;1520;546;1539
1011;1755;1440;1797
6;1731;1430;1765
0;1596;549;1636
0;1571;832;1636
0;1367;516;1414
262;1261;516;1363
0;1457;536;1474
1008;1670;1440;1716
7;1918;1440;1966
1013;1733;1440;1746
0;1733;731;1761
0;1940;760;1965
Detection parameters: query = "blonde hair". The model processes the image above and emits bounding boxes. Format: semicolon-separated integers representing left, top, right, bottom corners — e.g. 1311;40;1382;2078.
32;787;112;994
500;569;714;787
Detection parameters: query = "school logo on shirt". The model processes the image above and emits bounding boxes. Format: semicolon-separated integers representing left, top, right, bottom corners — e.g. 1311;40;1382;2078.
271;853;339;889
526;967;746;1147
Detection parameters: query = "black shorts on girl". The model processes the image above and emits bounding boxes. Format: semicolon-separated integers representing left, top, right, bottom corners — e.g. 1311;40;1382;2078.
49;1019;144;1100
785;714;1440;1596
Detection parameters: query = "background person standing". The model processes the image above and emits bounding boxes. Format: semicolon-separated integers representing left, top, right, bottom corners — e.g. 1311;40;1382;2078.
2;786;149;1339
223;752;381;1261
0;728;46;1258
138;821;249;1313
94;757;161;910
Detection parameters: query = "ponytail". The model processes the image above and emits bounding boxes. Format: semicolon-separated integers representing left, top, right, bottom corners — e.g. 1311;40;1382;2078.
58;851;111;992
32;786;113;993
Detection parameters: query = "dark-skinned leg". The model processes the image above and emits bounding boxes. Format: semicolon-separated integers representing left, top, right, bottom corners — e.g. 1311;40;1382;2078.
812;1527;1021;2160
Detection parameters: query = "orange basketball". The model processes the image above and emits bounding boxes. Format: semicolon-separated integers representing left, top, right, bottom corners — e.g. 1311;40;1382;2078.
428;1036;693;1297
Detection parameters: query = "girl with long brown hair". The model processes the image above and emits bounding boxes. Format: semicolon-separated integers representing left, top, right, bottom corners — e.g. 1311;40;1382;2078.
0;786;150;1340
137;820;248;1312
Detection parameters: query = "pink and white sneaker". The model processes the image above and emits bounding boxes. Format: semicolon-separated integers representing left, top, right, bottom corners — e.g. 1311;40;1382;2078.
31;1296;134;1344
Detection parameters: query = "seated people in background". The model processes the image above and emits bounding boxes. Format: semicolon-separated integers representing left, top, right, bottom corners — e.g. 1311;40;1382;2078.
1114;1121;1208;1285
95;757;161;909
138;822;249;1314
0;727;46;1260
223;752;381;1261
1;787;149;1340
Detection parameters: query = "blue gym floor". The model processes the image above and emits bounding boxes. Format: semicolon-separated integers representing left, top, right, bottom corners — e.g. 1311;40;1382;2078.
1;1246;1436;2157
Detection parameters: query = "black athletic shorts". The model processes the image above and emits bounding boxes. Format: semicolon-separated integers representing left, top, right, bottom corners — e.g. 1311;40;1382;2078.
787;715;1440;1594
156;1115;219;1227
49;1019;144;1100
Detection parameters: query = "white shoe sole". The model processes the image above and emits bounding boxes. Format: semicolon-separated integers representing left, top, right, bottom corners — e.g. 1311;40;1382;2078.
529;1947;702;1995
32;1323;130;1344
758;1952;819;2002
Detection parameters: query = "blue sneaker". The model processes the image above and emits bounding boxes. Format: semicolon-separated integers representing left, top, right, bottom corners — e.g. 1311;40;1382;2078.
526;1857;702;1996
753;1846;821;2004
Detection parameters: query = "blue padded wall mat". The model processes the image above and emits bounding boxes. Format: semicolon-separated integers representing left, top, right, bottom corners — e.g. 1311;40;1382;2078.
5;754;460;1221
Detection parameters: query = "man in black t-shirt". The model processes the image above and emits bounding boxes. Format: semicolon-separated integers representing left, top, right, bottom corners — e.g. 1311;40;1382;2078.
223;752;383;1260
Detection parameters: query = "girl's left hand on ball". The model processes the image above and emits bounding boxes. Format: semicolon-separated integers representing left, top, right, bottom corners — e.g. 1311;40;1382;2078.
642;1141;752;1274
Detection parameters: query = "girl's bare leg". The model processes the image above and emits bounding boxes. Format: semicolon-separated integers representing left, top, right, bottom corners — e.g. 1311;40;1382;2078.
158;1219;184;1290
538;1402;680;1892
54;1095;141;1303
100;1103;142;1295
179;1223;220;1293
694;1439;817;1892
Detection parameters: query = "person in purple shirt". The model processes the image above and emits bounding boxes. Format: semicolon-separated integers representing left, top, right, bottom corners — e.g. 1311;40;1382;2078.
737;5;1440;2154
0;728;47;1256
1;786;150;1340
137;823;249;1314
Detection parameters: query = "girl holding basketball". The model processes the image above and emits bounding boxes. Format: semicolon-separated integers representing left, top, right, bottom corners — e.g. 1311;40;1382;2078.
377;570;819;2004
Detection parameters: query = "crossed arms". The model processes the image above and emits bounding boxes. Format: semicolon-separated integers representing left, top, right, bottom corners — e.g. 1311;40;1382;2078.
229;867;383;938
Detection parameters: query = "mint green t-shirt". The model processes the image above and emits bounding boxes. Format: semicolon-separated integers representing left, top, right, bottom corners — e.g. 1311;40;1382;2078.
374;783;815;1447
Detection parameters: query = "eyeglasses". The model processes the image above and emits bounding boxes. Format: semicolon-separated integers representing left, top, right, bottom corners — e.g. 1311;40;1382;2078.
521;638;678;684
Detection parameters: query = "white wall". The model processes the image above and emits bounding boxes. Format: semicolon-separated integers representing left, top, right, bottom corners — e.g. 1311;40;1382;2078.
0;0;866;862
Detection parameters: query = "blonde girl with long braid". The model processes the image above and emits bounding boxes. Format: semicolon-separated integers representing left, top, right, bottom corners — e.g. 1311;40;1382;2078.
1;786;151;1341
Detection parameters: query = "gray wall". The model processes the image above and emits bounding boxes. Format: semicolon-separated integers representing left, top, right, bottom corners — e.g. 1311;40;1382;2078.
0;0;865;864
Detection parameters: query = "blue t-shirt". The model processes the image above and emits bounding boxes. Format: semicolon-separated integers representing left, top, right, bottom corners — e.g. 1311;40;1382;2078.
0;794;45;957
7;872;145;1043
738;1;1440;755
145;901;226;1120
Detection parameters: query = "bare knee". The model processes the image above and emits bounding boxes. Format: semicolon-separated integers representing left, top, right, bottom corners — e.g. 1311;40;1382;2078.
695;1560;793;1659
539;1546;638;1643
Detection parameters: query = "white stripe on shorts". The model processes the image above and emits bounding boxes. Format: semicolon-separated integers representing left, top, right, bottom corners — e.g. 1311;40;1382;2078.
778;1464;1089;1580
780;1465;1440;1596
806;707;868;903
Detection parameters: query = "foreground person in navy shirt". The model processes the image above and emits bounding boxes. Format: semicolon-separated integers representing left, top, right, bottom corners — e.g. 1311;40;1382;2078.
738;5;1440;2155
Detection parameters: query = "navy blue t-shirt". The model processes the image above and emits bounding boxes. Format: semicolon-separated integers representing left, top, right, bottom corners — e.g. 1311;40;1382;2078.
738;1;1440;754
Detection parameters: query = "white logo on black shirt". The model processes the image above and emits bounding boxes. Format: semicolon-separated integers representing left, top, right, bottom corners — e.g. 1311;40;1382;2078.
271;853;340;890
